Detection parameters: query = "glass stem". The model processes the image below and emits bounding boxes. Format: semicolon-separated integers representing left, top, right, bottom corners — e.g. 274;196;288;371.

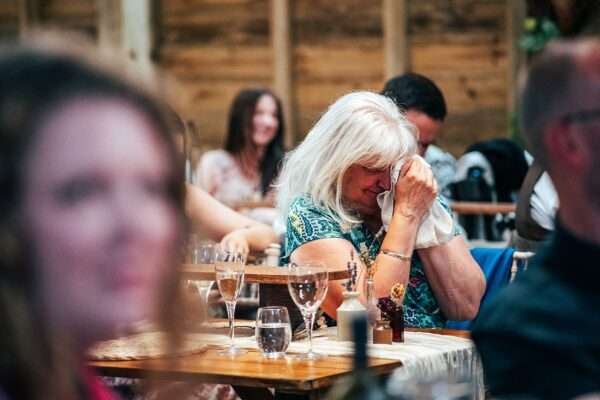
226;301;236;348
305;312;315;353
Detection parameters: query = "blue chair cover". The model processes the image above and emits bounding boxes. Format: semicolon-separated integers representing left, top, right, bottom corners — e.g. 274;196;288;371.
445;247;515;330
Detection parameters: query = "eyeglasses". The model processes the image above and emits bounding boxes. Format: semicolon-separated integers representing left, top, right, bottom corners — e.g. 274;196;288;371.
562;108;600;124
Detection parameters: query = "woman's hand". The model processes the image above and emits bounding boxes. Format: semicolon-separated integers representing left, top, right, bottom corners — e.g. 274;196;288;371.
220;229;250;256
393;156;438;221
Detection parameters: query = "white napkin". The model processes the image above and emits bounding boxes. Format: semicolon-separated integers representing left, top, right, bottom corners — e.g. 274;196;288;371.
377;156;454;249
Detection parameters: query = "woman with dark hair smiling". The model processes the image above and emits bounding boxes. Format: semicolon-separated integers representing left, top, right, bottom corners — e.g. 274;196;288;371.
196;88;285;209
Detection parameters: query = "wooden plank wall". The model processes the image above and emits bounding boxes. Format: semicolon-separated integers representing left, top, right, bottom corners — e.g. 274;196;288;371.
0;0;508;157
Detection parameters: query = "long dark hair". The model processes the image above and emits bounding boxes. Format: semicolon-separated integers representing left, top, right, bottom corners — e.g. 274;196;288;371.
225;88;285;195
0;37;185;399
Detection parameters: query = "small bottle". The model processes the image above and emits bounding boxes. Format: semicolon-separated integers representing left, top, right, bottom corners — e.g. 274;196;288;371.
372;320;392;345
264;243;281;267
364;277;380;326
326;315;389;400
337;291;367;341
390;304;404;343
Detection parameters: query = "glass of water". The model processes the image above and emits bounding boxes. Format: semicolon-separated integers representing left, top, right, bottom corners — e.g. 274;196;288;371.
256;306;291;359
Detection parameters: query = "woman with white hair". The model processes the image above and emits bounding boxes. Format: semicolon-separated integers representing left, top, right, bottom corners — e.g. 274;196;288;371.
277;92;485;328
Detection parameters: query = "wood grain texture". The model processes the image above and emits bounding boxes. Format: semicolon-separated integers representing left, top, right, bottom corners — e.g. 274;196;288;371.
0;0;511;157
182;264;350;284
90;328;468;393
92;346;400;391
450;201;516;215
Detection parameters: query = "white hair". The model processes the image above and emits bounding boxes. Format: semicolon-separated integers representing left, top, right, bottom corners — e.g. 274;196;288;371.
276;91;417;226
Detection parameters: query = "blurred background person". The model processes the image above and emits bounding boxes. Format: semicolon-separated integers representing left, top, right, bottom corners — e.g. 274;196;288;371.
168;107;279;256
0;35;185;399
381;73;456;198
195;88;285;214
473;39;600;399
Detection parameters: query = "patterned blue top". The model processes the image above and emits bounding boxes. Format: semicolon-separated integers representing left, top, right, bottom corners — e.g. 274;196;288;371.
283;194;456;328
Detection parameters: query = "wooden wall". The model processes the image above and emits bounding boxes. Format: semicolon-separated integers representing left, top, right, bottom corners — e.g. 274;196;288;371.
0;0;510;157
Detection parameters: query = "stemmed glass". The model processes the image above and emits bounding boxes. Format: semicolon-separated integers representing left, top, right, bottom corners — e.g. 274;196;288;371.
215;247;247;356
191;242;216;305
287;261;329;360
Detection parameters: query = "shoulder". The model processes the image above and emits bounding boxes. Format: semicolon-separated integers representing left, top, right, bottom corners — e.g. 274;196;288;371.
472;256;600;398
425;145;456;163
474;260;600;346
284;195;346;259
200;149;234;167
287;195;342;236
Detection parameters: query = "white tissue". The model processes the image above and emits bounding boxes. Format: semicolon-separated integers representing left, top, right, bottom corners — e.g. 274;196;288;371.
377;156;454;249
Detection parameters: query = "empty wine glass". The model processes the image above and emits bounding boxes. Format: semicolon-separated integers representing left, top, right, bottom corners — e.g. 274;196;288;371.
215;248;246;356
256;306;291;359
188;241;215;309
287;261;329;360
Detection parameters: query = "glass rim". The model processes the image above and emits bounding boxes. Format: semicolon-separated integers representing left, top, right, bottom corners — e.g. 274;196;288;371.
214;263;245;271
257;306;289;311
287;261;327;268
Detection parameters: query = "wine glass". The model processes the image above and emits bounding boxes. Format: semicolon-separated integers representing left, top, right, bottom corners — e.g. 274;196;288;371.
188;241;215;309
287;261;329;360
256;306;291;359
215;248;247;356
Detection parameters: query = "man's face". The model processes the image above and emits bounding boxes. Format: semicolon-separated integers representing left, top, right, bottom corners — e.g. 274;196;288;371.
405;109;443;156
581;115;600;210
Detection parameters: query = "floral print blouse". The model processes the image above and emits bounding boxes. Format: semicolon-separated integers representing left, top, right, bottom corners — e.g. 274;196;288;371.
283;194;458;328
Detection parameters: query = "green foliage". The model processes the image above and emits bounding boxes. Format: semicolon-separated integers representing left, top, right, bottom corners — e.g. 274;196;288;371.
519;17;561;54
510;17;561;145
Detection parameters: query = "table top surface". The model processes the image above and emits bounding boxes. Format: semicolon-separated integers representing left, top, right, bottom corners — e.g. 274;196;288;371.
450;201;516;215
181;264;350;284
90;328;469;392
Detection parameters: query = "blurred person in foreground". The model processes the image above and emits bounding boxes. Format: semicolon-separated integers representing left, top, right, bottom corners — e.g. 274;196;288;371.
472;39;600;399
277;91;484;327
0;35;185;399
382;73;456;198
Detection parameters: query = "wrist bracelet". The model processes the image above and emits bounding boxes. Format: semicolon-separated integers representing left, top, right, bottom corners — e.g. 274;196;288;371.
381;249;412;262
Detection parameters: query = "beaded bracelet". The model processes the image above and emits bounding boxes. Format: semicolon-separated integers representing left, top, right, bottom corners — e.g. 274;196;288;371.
381;249;412;262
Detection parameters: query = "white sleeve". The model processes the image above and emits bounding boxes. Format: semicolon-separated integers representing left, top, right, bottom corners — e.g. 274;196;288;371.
194;152;215;193
530;172;559;231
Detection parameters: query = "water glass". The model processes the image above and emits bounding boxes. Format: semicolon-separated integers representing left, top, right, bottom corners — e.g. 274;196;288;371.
256;307;292;359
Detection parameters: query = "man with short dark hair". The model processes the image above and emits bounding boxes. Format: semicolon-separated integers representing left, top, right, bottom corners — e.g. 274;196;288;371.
472;39;600;399
382;73;456;197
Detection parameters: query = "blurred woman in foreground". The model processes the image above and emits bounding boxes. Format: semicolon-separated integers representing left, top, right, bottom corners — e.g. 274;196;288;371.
0;35;185;399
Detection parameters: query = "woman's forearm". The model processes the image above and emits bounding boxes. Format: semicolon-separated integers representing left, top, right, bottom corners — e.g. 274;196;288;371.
185;184;276;251
238;224;279;252
371;214;419;299
418;235;486;320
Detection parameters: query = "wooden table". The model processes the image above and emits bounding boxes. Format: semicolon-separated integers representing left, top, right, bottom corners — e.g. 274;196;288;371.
450;201;516;215
91;328;468;400
181;264;350;284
